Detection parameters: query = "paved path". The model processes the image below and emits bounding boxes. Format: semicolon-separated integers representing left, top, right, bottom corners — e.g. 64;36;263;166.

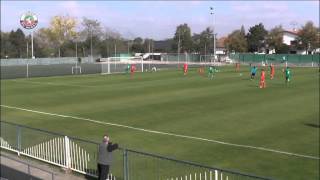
1;151;95;180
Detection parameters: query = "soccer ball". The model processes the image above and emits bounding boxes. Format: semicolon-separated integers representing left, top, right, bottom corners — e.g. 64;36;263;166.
239;73;243;76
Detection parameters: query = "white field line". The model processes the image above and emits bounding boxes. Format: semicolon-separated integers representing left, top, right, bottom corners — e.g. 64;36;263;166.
9;79;97;88
1;104;319;160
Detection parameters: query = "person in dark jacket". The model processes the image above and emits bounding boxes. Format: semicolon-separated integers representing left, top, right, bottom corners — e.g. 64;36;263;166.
97;134;119;180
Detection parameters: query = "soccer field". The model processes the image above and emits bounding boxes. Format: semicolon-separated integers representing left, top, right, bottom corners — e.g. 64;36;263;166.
1;66;319;180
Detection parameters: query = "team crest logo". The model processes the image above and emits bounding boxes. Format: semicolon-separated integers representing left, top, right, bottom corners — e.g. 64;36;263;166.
20;12;38;29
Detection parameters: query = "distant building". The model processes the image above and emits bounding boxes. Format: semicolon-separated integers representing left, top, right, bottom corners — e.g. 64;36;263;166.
267;29;316;54
216;37;227;55
282;30;298;46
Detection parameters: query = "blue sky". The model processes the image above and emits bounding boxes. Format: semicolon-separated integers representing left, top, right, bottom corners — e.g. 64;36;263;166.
1;1;319;40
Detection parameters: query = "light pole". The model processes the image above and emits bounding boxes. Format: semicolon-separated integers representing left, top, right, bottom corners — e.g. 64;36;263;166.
75;41;78;58
26;40;29;58
149;40;151;60
178;29;181;68
31;30;34;59
210;7;216;63
127;41;130;54
90;28;93;61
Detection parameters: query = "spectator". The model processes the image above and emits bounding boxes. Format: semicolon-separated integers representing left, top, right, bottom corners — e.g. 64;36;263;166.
97;134;119;180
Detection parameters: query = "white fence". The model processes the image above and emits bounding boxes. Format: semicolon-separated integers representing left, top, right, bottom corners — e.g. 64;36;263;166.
166;170;229;180
1;121;274;180
0;135;116;179
0;57;95;66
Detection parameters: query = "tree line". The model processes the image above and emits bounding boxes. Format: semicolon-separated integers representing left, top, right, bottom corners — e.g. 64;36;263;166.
1;15;319;59
225;21;319;54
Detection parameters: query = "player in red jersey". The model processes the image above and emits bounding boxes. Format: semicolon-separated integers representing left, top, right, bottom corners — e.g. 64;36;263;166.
130;64;136;78
198;66;205;77
270;63;275;79
259;68;266;88
183;63;188;75
235;62;240;72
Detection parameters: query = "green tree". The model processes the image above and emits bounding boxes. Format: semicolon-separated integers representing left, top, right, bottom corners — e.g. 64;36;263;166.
277;44;290;54
143;38;153;53
10;29;26;58
199;27;214;54
34;28;57;57
81;18;103;57
297;21;319;54
47;15;77;57
247;23;268;52
173;24;193;52
225;26;248;53
131;37;144;53
6;29;27;58
1;31;15;58
267;25;284;53
192;33;201;53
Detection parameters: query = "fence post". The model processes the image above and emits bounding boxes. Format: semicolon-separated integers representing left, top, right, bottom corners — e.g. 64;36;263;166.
123;149;129;180
141;57;144;73
64;136;71;169
242;54;245;63
108;58;110;74
214;170;218;180
26;62;29;78
17;125;21;156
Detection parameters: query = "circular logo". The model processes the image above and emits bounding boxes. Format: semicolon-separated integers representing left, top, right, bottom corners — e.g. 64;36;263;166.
20;12;38;29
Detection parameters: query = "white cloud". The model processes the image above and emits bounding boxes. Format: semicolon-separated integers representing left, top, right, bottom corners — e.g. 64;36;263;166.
58;1;80;17
1;1;318;40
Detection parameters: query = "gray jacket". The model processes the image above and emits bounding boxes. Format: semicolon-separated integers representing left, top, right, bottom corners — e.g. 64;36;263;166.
98;142;119;165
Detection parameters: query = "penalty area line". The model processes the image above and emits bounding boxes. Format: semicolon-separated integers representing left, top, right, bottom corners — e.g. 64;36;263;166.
1;104;319;160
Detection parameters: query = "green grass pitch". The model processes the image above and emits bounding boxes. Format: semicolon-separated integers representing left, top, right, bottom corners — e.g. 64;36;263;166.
1;66;319;179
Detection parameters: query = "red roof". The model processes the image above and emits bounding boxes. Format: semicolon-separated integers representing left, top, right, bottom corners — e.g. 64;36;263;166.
282;30;299;35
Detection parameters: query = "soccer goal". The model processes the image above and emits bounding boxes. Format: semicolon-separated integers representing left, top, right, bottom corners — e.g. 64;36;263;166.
71;62;82;74
99;56;144;75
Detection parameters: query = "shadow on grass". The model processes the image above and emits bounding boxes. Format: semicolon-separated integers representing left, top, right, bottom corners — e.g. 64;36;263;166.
84;175;97;180
247;84;259;88
304;123;320;128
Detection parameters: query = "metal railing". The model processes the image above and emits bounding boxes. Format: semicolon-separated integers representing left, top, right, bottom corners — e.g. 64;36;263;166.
0;153;55;180
0;121;274;180
229;53;319;67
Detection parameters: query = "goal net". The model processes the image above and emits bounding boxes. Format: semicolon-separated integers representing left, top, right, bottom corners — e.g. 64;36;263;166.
98;55;225;75
99;56;143;75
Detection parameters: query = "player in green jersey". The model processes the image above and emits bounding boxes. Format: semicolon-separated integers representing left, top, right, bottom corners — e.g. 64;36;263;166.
125;64;131;74
285;67;291;84
208;66;215;79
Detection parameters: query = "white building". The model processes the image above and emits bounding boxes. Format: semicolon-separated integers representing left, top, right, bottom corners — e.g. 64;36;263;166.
282;30;298;46
268;30;315;54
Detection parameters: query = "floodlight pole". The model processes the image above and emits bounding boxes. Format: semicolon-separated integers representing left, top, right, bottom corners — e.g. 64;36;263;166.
149;40;151;60
31;30;34;59
210;7;215;64
149;40;151;69
75;41;78;58
214;33;217;64
204;43;207;62
178;29;181;68
26;41;29;58
90;29;93;62
127;41;130;54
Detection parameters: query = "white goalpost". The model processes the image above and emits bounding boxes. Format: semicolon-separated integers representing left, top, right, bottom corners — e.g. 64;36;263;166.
99;56;144;75
72;62;82;74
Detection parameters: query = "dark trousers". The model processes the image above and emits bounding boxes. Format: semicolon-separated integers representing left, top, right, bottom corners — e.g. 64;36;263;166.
98;163;110;180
